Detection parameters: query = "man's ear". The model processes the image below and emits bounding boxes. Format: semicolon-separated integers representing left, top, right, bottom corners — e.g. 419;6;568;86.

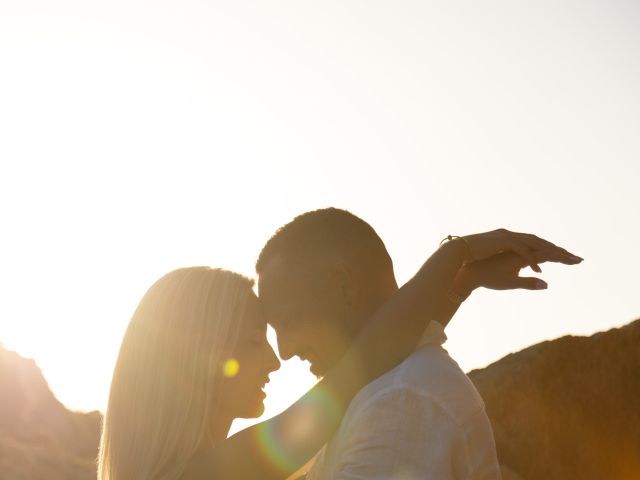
331;262;361;310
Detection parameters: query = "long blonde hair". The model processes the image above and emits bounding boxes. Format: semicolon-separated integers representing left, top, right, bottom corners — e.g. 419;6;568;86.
98;267;254;480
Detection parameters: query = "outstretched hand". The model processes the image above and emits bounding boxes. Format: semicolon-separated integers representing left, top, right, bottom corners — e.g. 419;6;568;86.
449;229;583;297
460;228;583;271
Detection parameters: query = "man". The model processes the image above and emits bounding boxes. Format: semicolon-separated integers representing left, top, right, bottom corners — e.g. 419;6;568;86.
256;208;575;479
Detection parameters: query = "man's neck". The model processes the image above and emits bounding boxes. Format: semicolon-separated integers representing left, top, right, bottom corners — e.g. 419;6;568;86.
354;286;398;333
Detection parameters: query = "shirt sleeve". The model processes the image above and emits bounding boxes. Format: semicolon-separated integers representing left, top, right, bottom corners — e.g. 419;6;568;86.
332;386;461;480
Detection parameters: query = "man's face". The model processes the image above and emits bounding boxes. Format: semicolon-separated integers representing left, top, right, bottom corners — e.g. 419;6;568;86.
258;255;355;377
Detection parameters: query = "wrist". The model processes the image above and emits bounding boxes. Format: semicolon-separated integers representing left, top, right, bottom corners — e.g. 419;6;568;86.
451;265;476;300
439;235;469;265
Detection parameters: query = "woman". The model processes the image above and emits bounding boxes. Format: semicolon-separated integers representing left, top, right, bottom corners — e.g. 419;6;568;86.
98;229;582;479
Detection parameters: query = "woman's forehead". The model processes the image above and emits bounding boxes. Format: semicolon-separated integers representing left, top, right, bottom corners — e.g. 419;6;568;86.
241;294;267;329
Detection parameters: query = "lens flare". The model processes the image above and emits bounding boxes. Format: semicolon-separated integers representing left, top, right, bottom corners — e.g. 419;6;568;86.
256;388;342;472
223;358;240;378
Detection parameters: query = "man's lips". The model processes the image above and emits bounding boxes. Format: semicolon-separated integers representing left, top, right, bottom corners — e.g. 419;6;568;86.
299;353;317;365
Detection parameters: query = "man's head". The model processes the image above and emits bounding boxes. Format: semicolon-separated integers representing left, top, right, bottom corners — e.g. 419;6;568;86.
256;208;397;376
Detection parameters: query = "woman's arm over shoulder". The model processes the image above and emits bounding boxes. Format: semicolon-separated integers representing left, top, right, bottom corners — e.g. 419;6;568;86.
183;229;581;479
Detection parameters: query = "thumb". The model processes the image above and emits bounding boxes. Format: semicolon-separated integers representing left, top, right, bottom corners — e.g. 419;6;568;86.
513;277;548;290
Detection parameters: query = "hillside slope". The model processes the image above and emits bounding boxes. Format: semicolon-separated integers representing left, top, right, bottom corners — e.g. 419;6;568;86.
469;319;640;480
0;347;101;480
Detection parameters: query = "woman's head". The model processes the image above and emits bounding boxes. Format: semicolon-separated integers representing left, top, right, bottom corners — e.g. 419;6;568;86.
98;267;280;480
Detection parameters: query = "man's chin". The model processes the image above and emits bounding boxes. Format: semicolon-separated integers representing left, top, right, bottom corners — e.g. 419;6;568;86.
309;363;326;378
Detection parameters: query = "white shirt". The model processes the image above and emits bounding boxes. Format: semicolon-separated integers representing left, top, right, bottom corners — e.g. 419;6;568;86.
307;321;502;480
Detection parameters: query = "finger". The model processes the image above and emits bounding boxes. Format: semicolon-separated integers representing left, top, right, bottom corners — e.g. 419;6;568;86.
522;233;552;249
509;241;540;271
529;262;543;273
539;245;583;263
515;232;555;252
528;251;542;273
519;233;583;262
534;248;584;265
563;250;584;263
512;276;548;290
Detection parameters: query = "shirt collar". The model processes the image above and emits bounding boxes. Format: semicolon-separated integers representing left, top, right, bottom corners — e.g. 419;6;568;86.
416;320;447;349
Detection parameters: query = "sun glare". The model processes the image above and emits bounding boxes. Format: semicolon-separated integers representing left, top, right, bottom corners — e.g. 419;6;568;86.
223;358;240;378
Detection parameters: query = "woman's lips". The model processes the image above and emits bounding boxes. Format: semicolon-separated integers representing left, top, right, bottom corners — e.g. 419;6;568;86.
256;378;269;394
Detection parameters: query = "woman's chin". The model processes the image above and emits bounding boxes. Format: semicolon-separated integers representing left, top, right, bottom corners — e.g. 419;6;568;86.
239;397;266;419
253;402;266;418
241;405;264;419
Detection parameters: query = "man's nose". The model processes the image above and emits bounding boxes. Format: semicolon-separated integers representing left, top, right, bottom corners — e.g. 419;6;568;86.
276;333;296;361
265;344;281;373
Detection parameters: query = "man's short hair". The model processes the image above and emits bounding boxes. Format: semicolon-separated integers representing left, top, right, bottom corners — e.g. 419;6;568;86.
256;208;393;280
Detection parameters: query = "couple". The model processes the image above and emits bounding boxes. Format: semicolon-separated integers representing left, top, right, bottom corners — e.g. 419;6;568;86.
98;208;582;479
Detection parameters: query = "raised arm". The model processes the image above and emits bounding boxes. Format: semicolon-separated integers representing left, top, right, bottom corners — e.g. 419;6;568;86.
184;230;582;479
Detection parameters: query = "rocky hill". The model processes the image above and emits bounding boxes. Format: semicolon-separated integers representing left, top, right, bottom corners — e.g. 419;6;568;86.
0;346;101;480
469;319;640;480
0;319;638;480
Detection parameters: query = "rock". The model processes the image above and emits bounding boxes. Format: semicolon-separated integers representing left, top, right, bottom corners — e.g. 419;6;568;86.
0;346;101;480
469;319;640;480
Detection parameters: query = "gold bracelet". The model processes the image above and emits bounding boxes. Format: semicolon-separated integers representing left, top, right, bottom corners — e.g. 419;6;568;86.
440;234;472;260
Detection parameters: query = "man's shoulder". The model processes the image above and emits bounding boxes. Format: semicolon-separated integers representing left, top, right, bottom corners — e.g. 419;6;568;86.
310;346;500;480
350;344;485;425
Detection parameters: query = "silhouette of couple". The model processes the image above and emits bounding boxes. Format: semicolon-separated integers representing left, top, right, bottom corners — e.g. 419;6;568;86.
98;208;582;479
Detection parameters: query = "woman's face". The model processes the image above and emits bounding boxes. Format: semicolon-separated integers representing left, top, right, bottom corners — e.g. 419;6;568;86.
218;293;281;419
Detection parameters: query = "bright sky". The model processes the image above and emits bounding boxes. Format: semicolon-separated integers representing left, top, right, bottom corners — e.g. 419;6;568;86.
1;1;638;435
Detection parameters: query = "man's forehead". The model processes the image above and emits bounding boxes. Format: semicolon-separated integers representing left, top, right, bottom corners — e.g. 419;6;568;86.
259;253;318;285
258;256;325;312
257;255;290;295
